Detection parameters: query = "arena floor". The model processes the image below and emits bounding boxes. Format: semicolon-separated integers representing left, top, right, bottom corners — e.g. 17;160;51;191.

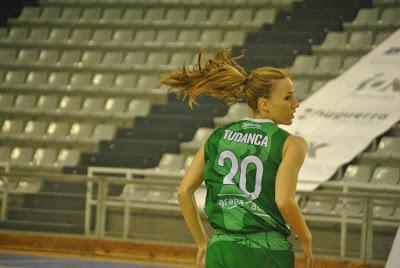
0;250;186;268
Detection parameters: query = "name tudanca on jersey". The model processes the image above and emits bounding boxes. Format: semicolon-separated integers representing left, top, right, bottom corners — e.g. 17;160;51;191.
222;129;269;147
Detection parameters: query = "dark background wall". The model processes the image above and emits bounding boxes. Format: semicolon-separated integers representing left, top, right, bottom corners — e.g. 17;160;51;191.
0;0;38;26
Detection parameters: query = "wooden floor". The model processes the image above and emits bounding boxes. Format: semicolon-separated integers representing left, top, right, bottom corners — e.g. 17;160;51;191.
0;232;385;268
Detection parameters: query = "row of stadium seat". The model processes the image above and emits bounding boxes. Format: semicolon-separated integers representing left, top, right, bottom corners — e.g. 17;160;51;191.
0;71;161;94
1;27;246;47
313;31;393;54
0;120;116;144
302;196;400;220
0;95;151;119
0;146;80;169
15;7;276;26
344;8;400;29
0;49;198;67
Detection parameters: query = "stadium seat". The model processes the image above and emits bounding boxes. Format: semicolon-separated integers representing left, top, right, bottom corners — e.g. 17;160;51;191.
352;8;380;26
29;148;58;168
0;94;15;108
19;7;40;20
289;55;318;76
379;8;400;26
346;31;374;51
0;146;12;163
293;79;311;101
38;50;60;64
214;103;251;127
164;8;186;23
17;49;39;63
122;8;144;21
342;55;360;70
123;51;147;66
342;164;372;183
143;8;165;21
313;55;342;77
302;197;337;215
186;8;208;23
145;186;173;203
101;8;123;22
8;27;29;41
48;72;70;87
91;29;112;43
19;121;48;139
121;184;148;200
70;28;92;42
79;51;102;65
80;8;102;22
370;166;400;185
9;147;34;166
0;120;25;138
26;71;49;86
333;198;364;217
112;29;135;43
362;137;400;161
43;122;71;140
36;95;59;111
133;30;156;43
29;28;50;41
0;48;18;63
180;128;214;155
56;96;83;113
67;122;94;141
54;149;81;167
3;71;27;85
49;28;70;41
40;7;62;20
60;7;82;21
207;9;231;23
152;153;185;176
314;32;348;52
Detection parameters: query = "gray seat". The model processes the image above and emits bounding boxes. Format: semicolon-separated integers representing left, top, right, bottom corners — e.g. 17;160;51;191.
123;99;151;117
80;51;103;65
293;79;311;101
186;9;208;22
214;103;251;127
91;29;112;43
362;137;400;160
3;70;27;85
135;75;158;92
379;8;400;25
17;49;39;63
80;8;101;21
133;30;156;43
315;32;348;51
352;8;380;26
152;153;185;176
26;71;49;86
40;7;62;20
176;30;200;45
102;97;127;115
374;31;392;45
223;31;246;46
79;97;106;114
342;164;372;183
121;184;148;200
91;73;115;88
199;30;223;44
289;55;318;76
253;9;276;25
314;56;342;77
0;120;25;138
0;146;12;163
9;147;34;166
121;8;144;21
143;8;165;21
29;27;49;41
43;122;71;140
146;52;169;67
70;29;92;42
90;124;116;142
302;197;337;215
49;28;70;41
346;31;373;51
169;52;193;67
102;52;124;65
180;128;214;155
59;50;81;64
60;7;82;21
370;166;400;185
123;51;147;66
47;72;70;87
69;73;93;87
114;74;138;91
56;96;83;112
0;48;18;63
38;50;60;64
8;27;29;40
29;148;58;168
164;8;186;22
152;30;178;44
230;9;253;24
19;7;40;20
333;198;363;217
67;122;94;141
36;95;59;111
112;29;135;43
101;8;123;22
207;9;231;23
373;202;395;220
342;56;360;70
53;149;80;167
14;95;37;110
0;94;15;108
19;121;48;139
145;186;173;203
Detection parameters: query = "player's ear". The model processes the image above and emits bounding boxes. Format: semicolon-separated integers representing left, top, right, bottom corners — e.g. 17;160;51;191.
257;97;270;114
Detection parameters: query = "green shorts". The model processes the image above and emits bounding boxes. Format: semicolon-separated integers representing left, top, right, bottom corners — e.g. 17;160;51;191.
206;230;294;268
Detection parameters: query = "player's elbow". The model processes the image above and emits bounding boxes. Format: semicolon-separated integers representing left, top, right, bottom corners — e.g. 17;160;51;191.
275;197;294;212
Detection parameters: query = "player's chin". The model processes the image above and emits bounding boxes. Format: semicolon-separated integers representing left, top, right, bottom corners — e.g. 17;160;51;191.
281;118;293;125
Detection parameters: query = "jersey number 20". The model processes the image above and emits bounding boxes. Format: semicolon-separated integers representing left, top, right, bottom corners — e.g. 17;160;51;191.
218;150;263;200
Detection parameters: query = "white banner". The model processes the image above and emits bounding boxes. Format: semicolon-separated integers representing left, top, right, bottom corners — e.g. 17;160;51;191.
282;29;400;191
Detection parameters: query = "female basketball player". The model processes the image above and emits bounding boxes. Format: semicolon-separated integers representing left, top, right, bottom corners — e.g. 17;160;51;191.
159;50;314;268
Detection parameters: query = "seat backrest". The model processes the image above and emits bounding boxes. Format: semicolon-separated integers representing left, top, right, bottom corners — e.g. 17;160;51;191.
45;122;71;138
26;71;49;86
342;164;371;183
14;95;37;109
0;94;15;107
371;166;400;185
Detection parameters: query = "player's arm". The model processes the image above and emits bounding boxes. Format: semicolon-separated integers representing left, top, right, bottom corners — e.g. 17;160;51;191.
177;145;208;248
275;135;311;244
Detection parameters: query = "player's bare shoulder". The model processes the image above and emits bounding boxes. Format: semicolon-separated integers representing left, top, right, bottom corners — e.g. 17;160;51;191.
283;135;308;156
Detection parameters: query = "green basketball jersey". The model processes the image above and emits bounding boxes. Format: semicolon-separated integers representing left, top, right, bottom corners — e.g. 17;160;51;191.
204;117;291;236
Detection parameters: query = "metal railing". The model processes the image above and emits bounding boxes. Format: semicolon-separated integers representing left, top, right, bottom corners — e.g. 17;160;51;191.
0;163;399;264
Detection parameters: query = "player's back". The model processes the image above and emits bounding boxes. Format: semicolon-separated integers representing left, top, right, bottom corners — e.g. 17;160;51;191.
204;117;291;236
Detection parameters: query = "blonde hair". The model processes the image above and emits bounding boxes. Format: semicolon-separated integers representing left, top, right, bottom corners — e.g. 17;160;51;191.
158;49;288;113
